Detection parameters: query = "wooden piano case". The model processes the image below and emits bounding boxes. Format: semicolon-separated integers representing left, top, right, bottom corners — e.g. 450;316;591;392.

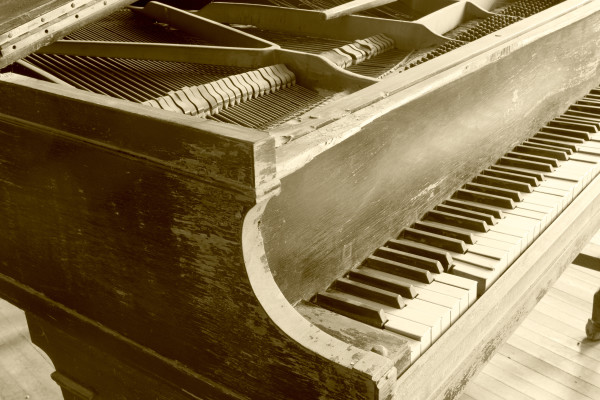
1;0;600;399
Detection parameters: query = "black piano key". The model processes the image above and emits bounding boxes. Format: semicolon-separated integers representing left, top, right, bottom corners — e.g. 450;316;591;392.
539;126;591;141
412;221;476;245
561;111;600;124
513;144;568;161
435;204;497;226
577;98;600;107
547;119;597;133
570;103;600;116
443;198;504;218
498;156;554;173
564;109;600;122
400;227;467;253
333;278;405;309
523;140;574;155
535;132;586;144
374;246;444;274
505;151;559;168
424;209;488;233
316;291;388;328
365;255;433;284
473;174;533;193
527;137;578;152
557;111;599;121
385;239;453;271
454;188;515;209
556;116;600;131
464;182;524;202
349;268;418;299
481;168;540;187
584;93;600;99
489;165;546;181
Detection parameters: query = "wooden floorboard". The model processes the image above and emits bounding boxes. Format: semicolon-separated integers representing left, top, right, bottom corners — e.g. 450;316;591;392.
459;264;600;400
0;299;61;400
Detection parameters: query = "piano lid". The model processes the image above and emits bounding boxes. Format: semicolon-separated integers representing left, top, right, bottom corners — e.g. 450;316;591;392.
0;0;136;69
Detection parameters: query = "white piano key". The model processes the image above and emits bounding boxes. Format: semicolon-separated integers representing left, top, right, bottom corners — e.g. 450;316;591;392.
371;274;463;321
385;315;432;352
519;191;562;217
415;289;462;323
403;336;422;364
401;299;451;333
432;272;478;306
579;145;600;156
420;281;468;318
473;230;526;253
542;176;578;191
488;220;533;247
466;244;509;271
384;304;442;341
506;206;551;230
503;214;542;240
451;260;499;296
449;250;502;271
570;152;600;164
471;237;519;265
535;184;572;206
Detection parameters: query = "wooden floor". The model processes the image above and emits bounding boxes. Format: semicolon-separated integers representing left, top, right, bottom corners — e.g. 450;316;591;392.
0;302;61;400
1;253;600;399
459;262;600;400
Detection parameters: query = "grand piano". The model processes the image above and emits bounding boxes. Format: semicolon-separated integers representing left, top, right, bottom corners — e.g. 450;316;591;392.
1;0;600;399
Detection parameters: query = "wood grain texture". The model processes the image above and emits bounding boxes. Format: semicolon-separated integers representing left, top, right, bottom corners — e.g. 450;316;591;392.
0;74;276;197
0;0;70;33
297;301;411;372
262;4;600;305
0;78;395;399
0;0;137;69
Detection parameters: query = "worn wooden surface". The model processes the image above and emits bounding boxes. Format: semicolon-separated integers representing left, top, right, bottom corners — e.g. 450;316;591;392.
0;0;137;69
262;3;600;305
0;76;396;400
297;301;411;373
0;0;69;33
459;264;600;400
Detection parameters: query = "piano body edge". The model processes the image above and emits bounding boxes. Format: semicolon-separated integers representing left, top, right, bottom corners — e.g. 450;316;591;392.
0;74;396;400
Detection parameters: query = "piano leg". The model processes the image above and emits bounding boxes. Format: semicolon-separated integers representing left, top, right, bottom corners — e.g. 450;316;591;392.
586;289;600;341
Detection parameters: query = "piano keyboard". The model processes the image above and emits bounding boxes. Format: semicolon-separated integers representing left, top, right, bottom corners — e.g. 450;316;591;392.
314;84;600;363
